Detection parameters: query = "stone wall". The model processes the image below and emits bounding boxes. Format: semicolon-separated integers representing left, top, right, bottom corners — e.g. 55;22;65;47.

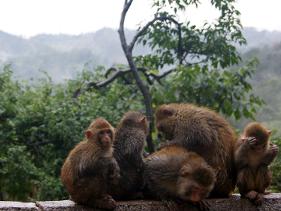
1;194;281;211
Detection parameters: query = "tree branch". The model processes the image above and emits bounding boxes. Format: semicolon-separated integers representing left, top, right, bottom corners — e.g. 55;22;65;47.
119;0;133;53
129;16;161;51
86;68;130;90
129;15;183;53
119;1;155;152
73;66;177;98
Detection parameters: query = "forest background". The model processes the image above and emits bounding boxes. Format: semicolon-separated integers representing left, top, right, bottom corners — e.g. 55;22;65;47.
1;0;281;201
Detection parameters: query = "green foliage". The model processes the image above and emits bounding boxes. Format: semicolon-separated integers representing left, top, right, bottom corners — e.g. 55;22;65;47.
133;0;262;120
0;65;141;201
270;137;281;192
137;0;245;69
151;59;264;119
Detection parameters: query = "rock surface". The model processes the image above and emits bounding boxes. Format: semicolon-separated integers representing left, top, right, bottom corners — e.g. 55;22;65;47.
1;194;281;210
0;201;38;210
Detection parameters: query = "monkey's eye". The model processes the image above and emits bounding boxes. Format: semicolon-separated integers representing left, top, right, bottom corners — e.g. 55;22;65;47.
99;129;112;136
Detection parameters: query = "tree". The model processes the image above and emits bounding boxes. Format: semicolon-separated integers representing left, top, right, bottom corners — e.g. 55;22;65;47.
76;0;262;152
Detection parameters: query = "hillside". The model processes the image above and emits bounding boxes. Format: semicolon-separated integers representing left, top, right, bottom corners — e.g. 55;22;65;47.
0;28;151;82
0;27;280;82
0;27;281;132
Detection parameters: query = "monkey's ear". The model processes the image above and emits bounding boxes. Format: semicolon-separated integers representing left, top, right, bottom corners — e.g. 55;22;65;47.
85;130;93;139
180;165;192;176
267;130;272;135
139;116;147;124
162;106;175;116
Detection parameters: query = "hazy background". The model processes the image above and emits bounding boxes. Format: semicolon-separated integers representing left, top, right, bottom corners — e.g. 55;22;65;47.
0;0;281;130
0;0;281;82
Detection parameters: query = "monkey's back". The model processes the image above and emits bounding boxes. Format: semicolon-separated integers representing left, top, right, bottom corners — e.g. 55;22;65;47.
165;103;237;197
111;128;145;199
143;146;190;200
60;141;105;203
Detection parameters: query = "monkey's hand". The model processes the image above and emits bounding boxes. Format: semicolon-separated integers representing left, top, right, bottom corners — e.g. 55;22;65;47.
270;144;279;156
241;137;257;146
107;159;120;185
262;144;279;165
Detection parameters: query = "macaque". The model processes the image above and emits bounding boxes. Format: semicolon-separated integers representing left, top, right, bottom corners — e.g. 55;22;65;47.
235;122;279;205
155;103;237;197
60;118;120;209
109;111;148;200
144;145;216;203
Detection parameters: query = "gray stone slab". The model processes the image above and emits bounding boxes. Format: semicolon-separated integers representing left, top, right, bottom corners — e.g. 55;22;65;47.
3;194;281;210
35;199;197;211
36;200;95;211
0;201;38;210
207;193;281;211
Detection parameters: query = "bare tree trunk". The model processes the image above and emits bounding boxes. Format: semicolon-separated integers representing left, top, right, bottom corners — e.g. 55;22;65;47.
118;0;154;152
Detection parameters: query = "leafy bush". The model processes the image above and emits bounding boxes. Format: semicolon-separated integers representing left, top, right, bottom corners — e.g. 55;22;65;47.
270;136;281;192
0;65;141;200
0;63;279;201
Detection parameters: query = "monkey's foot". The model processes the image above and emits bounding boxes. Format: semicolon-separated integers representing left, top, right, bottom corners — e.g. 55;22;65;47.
245;190;258;201
245;191;264;206
254;193;264;206
93;195;116;210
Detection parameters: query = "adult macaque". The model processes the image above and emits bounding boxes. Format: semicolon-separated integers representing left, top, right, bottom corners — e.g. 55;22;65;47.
155;103;237;197
60;118;120;209
144;145;215;203
235;122;279;205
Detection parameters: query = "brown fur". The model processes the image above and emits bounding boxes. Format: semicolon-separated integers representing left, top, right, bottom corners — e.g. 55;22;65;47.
109;111;148;200
155;103;237;197
60;118;120;209
144;145;216;202
235;122;278;205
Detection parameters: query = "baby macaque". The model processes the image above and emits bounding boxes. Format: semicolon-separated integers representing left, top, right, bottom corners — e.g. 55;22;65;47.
60;118;120;209
144;145;216;203
110;111;148;200
235;122;279;205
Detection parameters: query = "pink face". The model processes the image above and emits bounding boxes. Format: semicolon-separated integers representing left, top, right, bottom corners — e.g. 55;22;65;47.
98;129;113;148
179;183;209;202
177;165;214;203
85;128;113;148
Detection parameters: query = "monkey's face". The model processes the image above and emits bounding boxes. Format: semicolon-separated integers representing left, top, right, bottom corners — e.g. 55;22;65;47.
252;139;268;152
177;177;210;202
177;164;215;202
97;129;113;149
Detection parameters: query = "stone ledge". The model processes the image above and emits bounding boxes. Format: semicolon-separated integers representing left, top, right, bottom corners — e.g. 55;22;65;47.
0;201;38;211
1;194;281;211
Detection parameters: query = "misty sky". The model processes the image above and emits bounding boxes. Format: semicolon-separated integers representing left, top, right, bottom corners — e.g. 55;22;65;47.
0;0;280;37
